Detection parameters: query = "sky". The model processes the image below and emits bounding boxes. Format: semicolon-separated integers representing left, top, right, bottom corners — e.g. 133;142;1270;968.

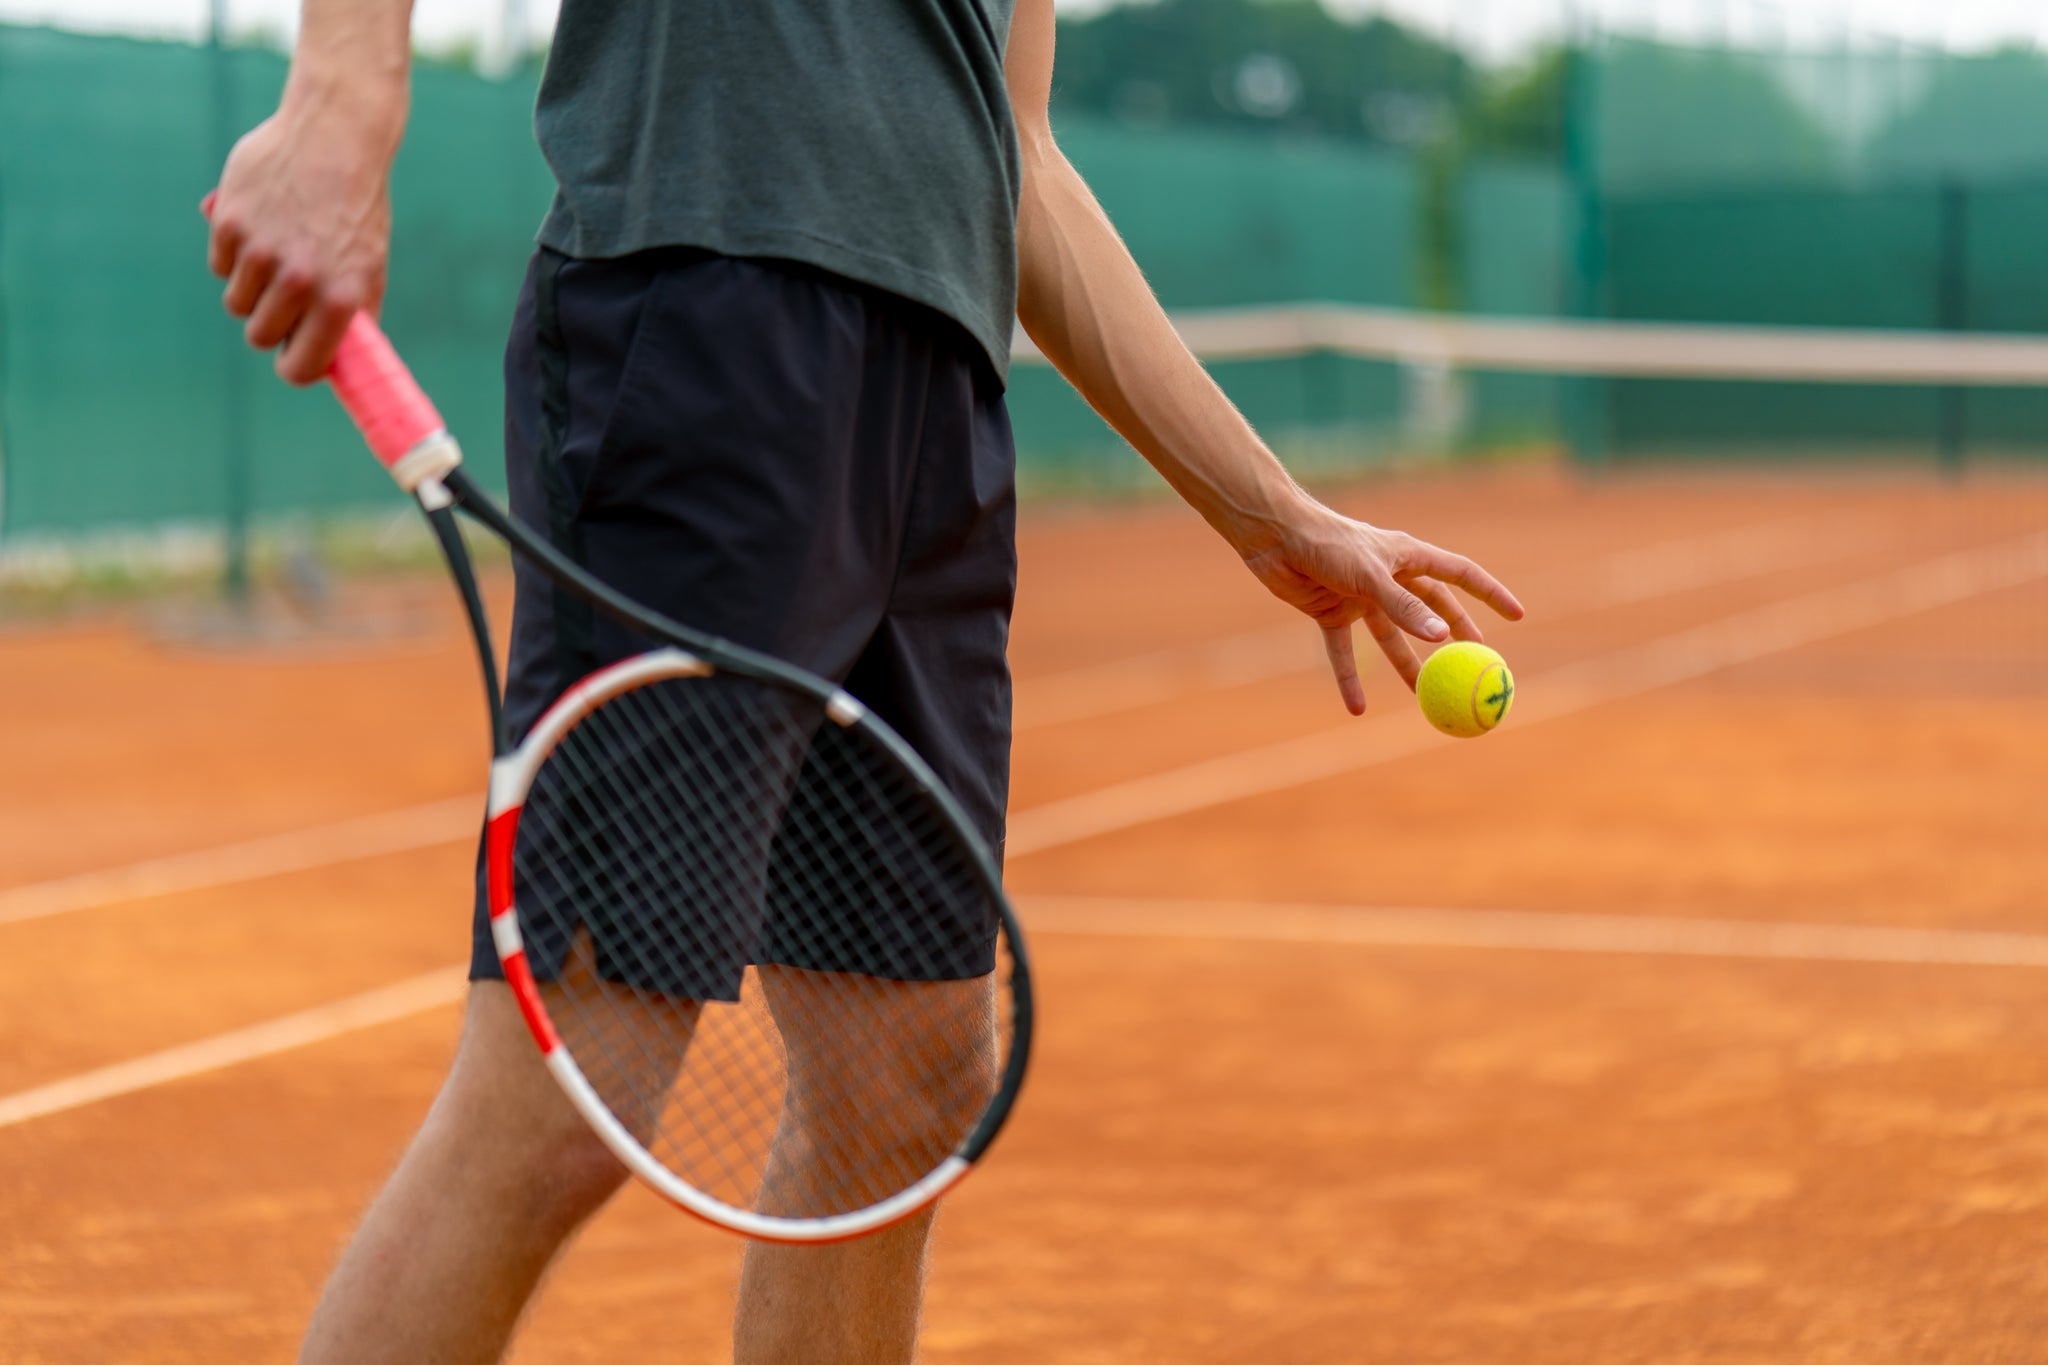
3;0;2044;66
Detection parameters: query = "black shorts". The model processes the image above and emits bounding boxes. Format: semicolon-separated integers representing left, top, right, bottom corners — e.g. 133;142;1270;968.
470;246;1017;987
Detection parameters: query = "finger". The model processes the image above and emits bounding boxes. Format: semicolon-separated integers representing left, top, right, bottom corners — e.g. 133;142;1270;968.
1407;543;1525;621
222;245;277;319
275;288;360;386
244;263;314;350
1320;622;1367;716
207;214;243;280
1369;569;1449;644
1408;575;1482;643
1360;601;1422;690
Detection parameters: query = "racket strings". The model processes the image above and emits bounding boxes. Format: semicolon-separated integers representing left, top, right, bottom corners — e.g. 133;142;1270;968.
759;755;999;1194
522;727;792;1171
511;671;1014;1220
531;723;798;1171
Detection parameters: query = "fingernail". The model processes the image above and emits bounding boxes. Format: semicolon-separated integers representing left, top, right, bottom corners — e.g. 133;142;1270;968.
1425;617;1447;637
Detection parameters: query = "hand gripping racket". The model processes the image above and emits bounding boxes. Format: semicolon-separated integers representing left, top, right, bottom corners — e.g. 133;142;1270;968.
328;314;1032;1243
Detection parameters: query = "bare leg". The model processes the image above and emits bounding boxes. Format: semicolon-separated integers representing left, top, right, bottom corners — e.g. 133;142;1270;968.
299;983;624;1364
733;1210;938;1365
732;968;997;1365
301;965;699;1365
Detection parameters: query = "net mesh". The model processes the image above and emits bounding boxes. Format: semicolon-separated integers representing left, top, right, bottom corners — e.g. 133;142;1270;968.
509;669;1016;1223
1010;304;2048;467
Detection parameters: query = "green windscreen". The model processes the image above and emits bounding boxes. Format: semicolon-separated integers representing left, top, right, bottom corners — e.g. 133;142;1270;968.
1456;35;2048;464
0;30;1428;536
1010;116;1421;486
0;26;555;535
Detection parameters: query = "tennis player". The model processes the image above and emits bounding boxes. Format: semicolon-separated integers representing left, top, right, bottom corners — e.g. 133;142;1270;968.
207;2;1523;1361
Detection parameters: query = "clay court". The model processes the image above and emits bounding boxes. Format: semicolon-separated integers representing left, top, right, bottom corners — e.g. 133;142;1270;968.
4;463;2048;1363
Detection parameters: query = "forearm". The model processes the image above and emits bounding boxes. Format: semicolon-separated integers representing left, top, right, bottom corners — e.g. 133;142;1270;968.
282;0;415;154
1015;142;1306;556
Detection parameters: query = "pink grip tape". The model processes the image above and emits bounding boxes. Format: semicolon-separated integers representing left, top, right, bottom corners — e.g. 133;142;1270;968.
329;313;447;469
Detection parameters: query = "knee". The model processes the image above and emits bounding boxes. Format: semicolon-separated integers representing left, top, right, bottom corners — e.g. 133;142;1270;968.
791;1032;994;1154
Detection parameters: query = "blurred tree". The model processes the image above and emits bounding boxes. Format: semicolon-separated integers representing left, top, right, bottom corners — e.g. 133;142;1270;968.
1459;48;1570;161
1456;41;1837;187
1592;41;1837;190
1052;0;1474;151
1867;47;2048;183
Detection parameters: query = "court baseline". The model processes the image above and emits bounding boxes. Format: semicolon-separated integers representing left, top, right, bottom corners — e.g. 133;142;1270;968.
1022;895;2048;968
12;881;2048;1132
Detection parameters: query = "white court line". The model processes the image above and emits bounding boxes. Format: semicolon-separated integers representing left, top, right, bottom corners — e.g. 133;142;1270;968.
0;509;1886;925
1590;512;1891;608
1016;510;1884;730
0;797;483;929
9;882;2048;1132
1006;528;2048;856
0;530;2043;1127
1022;895;2048;968
0;521;2025;924
0;968;467;1131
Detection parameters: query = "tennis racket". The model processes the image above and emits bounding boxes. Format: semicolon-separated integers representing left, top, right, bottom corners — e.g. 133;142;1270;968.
327;313;1032;1243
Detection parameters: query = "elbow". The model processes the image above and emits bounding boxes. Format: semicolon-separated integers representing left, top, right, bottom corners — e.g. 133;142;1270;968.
1014;105;1060;171
1015;115;1071;217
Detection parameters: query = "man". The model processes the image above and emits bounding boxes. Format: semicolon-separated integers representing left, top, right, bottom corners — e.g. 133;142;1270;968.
207;2;1524;1361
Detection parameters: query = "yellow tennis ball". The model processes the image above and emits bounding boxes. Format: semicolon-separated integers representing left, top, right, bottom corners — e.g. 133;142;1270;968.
1417;642;1514;739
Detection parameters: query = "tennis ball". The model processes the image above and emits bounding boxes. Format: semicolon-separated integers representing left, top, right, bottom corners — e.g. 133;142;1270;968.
1417;641;1514;739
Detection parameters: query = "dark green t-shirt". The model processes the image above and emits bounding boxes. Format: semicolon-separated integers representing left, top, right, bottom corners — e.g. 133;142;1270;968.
534;0;1021;379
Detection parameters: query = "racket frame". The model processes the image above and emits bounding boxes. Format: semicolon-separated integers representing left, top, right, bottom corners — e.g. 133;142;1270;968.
333;317;1032;1244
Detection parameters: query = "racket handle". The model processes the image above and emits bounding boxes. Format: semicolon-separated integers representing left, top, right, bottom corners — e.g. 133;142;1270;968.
201;192;459;493
329;313;464;492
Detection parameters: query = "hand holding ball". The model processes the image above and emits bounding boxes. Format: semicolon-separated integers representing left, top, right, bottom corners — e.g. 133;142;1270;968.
1417;642;1514;739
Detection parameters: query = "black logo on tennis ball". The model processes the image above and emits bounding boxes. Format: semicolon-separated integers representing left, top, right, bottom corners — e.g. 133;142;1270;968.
1483;671;1513;723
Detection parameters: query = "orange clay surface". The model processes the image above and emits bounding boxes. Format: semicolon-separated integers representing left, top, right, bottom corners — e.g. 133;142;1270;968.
4;465;2048;1363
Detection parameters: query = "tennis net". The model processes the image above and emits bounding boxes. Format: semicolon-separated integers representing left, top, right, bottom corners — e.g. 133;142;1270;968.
1010;305;2048;470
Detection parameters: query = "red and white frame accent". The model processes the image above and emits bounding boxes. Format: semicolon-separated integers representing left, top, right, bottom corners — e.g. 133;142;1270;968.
480;647;974;1243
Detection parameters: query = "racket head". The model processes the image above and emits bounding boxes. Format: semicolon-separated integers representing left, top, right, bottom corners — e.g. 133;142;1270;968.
483;647;1030;1243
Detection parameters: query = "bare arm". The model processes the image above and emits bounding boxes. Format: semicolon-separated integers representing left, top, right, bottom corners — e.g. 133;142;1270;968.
205;0;414;383
1005;0;1523;713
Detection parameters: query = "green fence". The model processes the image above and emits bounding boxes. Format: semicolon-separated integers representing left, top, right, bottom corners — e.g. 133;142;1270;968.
1452;159;1574;450
1011;115;1420;484
1588;178;2048;462
13;21;2048;540
0;27;1425;541
1456;38;2048;465
0;26;554;537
